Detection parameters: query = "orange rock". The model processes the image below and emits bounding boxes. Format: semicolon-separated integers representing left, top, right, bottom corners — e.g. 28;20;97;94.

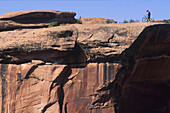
0;63;120;113
81;18;117;24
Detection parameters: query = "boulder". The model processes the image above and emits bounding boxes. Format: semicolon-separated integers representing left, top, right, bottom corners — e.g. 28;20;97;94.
0;26;79;64
0;10;76;31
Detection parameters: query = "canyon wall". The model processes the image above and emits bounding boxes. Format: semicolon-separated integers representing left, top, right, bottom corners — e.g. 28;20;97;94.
0;10;169;113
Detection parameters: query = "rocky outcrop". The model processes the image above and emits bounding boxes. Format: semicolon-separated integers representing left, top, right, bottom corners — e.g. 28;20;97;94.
0;26;79;64
73;23;158;62
115;24;170;113
80;18;117;24
0;10;169;113
98;24;170;113
0;10;76;31
0;22;159;64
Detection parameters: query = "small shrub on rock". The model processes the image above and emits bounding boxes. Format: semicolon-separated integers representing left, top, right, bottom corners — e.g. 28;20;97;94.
123;20;128;23
48;22;58;27
77;19;82;24
106;19;111;24
163;19;170;23
129;19;135;23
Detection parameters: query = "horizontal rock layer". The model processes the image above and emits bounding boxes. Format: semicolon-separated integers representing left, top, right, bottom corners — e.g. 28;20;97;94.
0;22;161;64
0;10;76;31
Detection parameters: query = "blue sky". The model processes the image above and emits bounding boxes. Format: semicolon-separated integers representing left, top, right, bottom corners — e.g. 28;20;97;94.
0;0;169;22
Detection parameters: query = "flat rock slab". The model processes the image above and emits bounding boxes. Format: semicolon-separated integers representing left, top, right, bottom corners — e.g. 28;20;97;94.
0;10;76;31
0;26;78;63
0;26;77;52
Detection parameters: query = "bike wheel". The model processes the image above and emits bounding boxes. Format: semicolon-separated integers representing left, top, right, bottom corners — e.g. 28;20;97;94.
142;17;147;22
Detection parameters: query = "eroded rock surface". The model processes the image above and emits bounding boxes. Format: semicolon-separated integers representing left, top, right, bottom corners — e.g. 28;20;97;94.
0;22;160;64
118;24;170;113
73;23;159;62
0;63;120;113
101;24;170;113
0;26;79;64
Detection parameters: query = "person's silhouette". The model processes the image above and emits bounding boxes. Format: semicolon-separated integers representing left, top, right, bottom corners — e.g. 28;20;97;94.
146;10;151;22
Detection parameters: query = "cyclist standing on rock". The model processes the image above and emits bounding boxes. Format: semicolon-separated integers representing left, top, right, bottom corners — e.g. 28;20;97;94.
146;10;151;22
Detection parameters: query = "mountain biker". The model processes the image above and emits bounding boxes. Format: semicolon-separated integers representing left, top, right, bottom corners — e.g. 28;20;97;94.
146;10;151;22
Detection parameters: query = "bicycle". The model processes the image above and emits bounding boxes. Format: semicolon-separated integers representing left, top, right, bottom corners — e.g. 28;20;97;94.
142;15;152;22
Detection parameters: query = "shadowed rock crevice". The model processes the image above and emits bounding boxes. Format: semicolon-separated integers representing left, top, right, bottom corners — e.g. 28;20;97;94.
64;102;68;113
49;66;71;96
47;66;72;113
0;64;8;113
57;86;64;113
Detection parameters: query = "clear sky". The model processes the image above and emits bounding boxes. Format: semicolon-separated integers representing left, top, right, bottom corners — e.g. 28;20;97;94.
0;0;169;22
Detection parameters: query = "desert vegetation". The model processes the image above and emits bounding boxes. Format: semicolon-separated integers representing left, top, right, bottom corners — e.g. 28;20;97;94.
106;19;112;24
163;19;170;23
76;19;82;24
123;19;139;23
48;22;58;27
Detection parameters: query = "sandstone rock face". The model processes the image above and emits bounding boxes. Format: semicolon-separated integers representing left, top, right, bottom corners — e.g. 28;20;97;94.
0;10;169;113
0;63;120;113
81;18;117;24
0;10;76;31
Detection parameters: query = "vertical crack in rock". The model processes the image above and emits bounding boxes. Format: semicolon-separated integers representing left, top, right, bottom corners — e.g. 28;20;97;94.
49;66;71;97
57;86;64;113
0;64;8;113
64;102;68;113
48;66;72;113
103;63;107;85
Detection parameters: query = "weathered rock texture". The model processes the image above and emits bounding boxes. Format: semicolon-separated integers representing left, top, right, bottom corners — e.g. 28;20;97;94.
0;63;120;113
0;26;79;64
100;24;170;113
116;24;170;113
81;18;117;24
0;10;169;113
0;22;159;64
0;10;76;31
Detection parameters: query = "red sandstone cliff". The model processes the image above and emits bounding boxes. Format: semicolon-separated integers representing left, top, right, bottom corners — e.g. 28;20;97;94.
0;10;169;113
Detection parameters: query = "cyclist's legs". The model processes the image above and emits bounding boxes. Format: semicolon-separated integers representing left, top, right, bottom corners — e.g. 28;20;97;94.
147;15;150;22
